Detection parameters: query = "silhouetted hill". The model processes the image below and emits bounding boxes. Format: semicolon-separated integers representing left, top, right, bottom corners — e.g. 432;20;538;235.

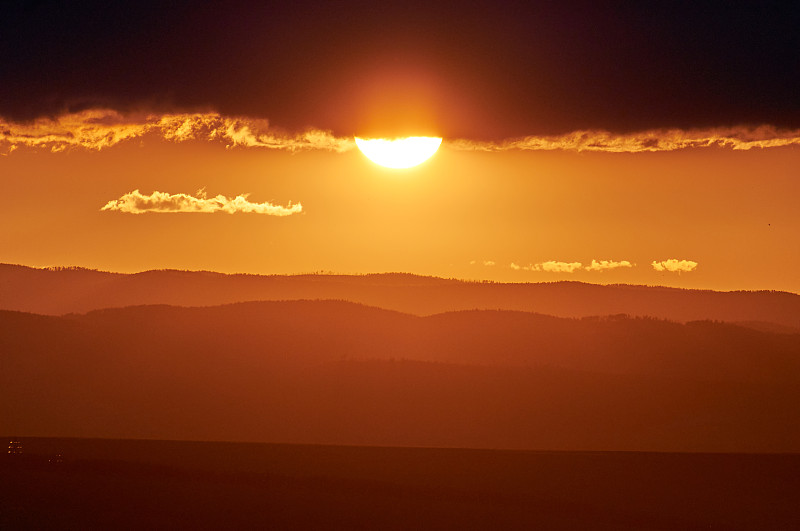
3;301;798;452
2;264;799;328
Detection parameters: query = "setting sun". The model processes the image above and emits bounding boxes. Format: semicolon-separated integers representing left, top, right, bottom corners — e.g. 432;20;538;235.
354;136;442;169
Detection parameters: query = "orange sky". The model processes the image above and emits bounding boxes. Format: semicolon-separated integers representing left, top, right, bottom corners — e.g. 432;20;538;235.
1;111;798;293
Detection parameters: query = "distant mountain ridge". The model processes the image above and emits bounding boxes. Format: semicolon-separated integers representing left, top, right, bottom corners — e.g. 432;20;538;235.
1;263;799;328
2;300;799;452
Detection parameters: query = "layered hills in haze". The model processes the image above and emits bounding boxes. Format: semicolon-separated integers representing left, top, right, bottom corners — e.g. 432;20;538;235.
3;299;799;452
2;264;799;328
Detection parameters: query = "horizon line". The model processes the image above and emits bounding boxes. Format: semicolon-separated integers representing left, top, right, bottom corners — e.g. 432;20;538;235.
1;262;796;296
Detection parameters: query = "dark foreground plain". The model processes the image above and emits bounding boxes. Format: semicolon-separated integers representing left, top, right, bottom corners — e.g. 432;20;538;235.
2;438;799;530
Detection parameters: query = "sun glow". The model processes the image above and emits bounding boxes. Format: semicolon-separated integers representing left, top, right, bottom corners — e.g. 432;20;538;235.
354;136;442;169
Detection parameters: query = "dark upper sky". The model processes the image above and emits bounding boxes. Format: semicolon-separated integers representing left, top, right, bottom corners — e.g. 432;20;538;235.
2;0;798;138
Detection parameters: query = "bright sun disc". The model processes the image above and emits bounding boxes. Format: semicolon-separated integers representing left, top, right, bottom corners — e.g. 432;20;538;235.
355;136;442;169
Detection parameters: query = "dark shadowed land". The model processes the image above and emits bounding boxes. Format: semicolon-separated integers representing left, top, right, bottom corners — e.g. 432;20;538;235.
3;438;799;530
3;301;799;452
2;264;799;328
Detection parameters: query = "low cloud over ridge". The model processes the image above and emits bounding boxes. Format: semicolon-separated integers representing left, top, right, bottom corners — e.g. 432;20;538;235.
101;189;303;215
584;260;633;271
510;260;634;273
652;259;698;273
511;261;584;273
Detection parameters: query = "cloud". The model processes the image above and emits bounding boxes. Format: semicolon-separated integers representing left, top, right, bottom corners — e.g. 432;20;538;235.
101;189;303;215
448;126;800;153
511;261;584;273
510;259;636;273
0;109;355;154
537;261;584;273
584;259;633;271
651;259;698;273
4;110;800;155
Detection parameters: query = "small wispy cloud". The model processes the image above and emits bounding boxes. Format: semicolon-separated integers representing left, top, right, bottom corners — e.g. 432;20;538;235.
1;109;355;154
448;126;800;153
101;189;303;215
538;261;583;273
510;259;635;273
651;259;698;272
511;261;584;273
584;259;633;271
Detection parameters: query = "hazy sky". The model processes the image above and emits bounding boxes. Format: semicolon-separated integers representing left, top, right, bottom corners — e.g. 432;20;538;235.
1;2;799;292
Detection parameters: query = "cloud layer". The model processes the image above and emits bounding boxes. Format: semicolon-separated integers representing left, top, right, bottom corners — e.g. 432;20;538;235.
448;126;800;153
652;259;698;273
101;189;303;215
1;109;355;154
2;110;800;154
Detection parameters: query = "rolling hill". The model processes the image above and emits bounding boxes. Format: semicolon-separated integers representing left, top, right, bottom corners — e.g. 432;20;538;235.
3;300;798;452
2;264;799;327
